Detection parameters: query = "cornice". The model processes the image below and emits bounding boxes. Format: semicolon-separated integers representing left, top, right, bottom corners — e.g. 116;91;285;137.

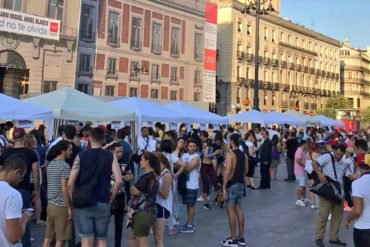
279;42;318;57
149;0;205;17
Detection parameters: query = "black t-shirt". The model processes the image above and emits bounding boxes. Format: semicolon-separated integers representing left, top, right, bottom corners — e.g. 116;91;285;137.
286;138;299;160
131;171;158;211
0;147;38;190
65;143;81;167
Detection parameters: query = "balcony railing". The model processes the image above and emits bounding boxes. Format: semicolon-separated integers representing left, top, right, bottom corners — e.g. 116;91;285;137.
265;81;272;90
263;57;270;65
271;59;279;67
303;66;308;73
310;68;315;74
281;61;287;68
315;69;320;75
273;82;279;90
304;103;309;109
288;62;295;70
282;101;288;107
311;103;317;109
61;25;78;38
297;64;302;71
237;77;246;85
237;50;245;60
246;53;254;62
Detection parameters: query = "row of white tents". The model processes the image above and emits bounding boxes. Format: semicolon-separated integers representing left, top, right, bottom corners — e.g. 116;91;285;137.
0;87;344;140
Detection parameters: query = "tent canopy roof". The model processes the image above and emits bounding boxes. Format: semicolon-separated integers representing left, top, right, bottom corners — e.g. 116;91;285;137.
283;110;320;125
164;102;228;124
264;111;305;125
24;87;135;121
228;109;266;124
0;93;52;121
313;115;345;127
109;97;188;123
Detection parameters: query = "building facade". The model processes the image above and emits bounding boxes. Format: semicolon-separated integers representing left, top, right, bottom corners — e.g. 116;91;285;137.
213;0;341;116
340;39;370;110
0;0;80;98
76;0;207;103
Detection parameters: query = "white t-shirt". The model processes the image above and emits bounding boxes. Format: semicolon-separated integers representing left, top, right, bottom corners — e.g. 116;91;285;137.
344;157;355;177
147;136;157;152
269;130;280;140
352;174;370;229
245;141;256;158
182;152;200;190
137;136;149;155
255;133;263;148
0;181;23;247
163;152;179;174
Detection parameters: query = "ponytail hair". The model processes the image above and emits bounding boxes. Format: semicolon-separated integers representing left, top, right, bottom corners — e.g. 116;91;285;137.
153;152;171;173
47;140;71;161
142;152;161;175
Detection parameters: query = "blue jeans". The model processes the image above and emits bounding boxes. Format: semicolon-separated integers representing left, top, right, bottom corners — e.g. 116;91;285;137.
19;189;31;247
225;183;244;206
75;202;111;239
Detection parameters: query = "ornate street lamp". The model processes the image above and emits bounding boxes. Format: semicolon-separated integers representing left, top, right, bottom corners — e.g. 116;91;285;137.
241;0;275;111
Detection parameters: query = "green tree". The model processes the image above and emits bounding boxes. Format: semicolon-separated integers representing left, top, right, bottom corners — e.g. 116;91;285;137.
361;107;370;126
316;95;352;118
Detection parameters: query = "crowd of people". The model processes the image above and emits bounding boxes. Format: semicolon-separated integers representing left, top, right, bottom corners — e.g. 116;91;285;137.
0;120;369;247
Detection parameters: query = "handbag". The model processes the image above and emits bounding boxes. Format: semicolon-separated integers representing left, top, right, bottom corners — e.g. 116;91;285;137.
177;172;188;195
72;150;105;208
309;154;342;205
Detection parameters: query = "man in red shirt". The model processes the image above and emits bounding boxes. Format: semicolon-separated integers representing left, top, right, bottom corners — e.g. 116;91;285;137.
355;139;368;170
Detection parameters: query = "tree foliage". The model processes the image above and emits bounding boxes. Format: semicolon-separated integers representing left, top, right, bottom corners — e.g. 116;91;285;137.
361;107;370;126
316;95;352;119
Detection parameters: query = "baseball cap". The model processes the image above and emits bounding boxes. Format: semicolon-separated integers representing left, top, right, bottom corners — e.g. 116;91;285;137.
13;128;26;139
346;147;355;154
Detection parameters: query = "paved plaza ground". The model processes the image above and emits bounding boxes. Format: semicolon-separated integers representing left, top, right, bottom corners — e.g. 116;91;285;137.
31;162;355;247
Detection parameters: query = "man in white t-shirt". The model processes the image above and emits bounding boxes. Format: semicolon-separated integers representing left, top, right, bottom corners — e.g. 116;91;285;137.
179;140;200;234
0;156;31;247
345;162;370;247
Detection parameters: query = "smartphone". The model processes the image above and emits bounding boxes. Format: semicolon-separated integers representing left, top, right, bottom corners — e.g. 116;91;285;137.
25;208;34;215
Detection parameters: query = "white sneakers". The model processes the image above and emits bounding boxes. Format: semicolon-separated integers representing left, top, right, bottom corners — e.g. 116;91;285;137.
296;198;312;207
311;204;318;210
296;200;306;207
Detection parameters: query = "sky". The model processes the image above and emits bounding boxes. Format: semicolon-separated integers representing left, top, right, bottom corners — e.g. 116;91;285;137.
280;0;370;49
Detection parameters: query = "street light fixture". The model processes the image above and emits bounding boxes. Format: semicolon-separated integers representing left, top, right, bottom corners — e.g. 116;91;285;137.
241;0;274;111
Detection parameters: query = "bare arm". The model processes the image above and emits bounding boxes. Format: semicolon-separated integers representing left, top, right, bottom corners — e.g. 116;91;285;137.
345;197;363;228
61;178;72;207
130;185;141;196
157;173;172;198
111;155;123;201
31;162;40;192
67;155;80;201
174;159;186;178
185;157;200;172
6;215;29;244
244;154;249;175
222;152;233;191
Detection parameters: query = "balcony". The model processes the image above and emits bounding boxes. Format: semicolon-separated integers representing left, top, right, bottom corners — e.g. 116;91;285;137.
310;68;315;74
258;56;263;64
273;82;279;90
265;81;272;90
297;64;302;71
304;103;309;109
311;103;317;109
61;25;78;39
248;79;255;88
246;53;254;62
258;81;264;89
323;89;327;96
303;66;308;73
326;71;331;78
282;84;290;92
281;61;287;68
271;59;279;67
315;69;320;76
335;73;339;80
130;39;142;51
237;50;245;60
282;100;288;107
288;62;295;70
321;70;326;77
263;57;271;65
194;77;202;87
237;77;246;86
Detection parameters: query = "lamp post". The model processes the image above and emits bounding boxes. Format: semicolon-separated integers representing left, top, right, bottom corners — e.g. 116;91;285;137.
241;0;275;111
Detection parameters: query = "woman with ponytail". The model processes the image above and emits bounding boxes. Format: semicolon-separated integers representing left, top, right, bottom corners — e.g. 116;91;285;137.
129;152;159;247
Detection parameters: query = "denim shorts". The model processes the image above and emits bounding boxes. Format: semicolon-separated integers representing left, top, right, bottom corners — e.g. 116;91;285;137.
74;202;111;239
181;189;198;206
225;183;244;206
296;174;306;187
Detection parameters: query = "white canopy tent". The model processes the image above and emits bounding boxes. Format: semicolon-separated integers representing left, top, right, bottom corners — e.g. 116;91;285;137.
264;111;305;126
109;97;189;129
0;93;52;121
283;110;320;125
313;115;345;128
227;109;266;124
25;87;135;122
164;102;228;125
0;93;53;139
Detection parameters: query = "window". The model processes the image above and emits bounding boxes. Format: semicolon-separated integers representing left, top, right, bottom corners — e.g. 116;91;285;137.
272;29;276;42
272;94;275;106
4;0;22;11
151;22;162;54
247;25;251;35
77;83;89;94
43;81;57;93
288;35;292;44
151;64;160;80
280;32;284;42
170;91;177;100
194;70;201;85
295;37;299;46
263;92;267;105
107;58;116;76
129;87;138;97
309;41;312;49
79;54;91;72
264;27;268;40
237;88;241;104
170;67;177;81
80;4;95;41
105;86;115;96
108;12;119;45
348;72;352;79
131;17;142;51
130;61;139;78
194;33;203;61
237;20;242;32
171;27;180;57
302;39;306;48
151;89;158;99
194;92;201;101
47;0;64;20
